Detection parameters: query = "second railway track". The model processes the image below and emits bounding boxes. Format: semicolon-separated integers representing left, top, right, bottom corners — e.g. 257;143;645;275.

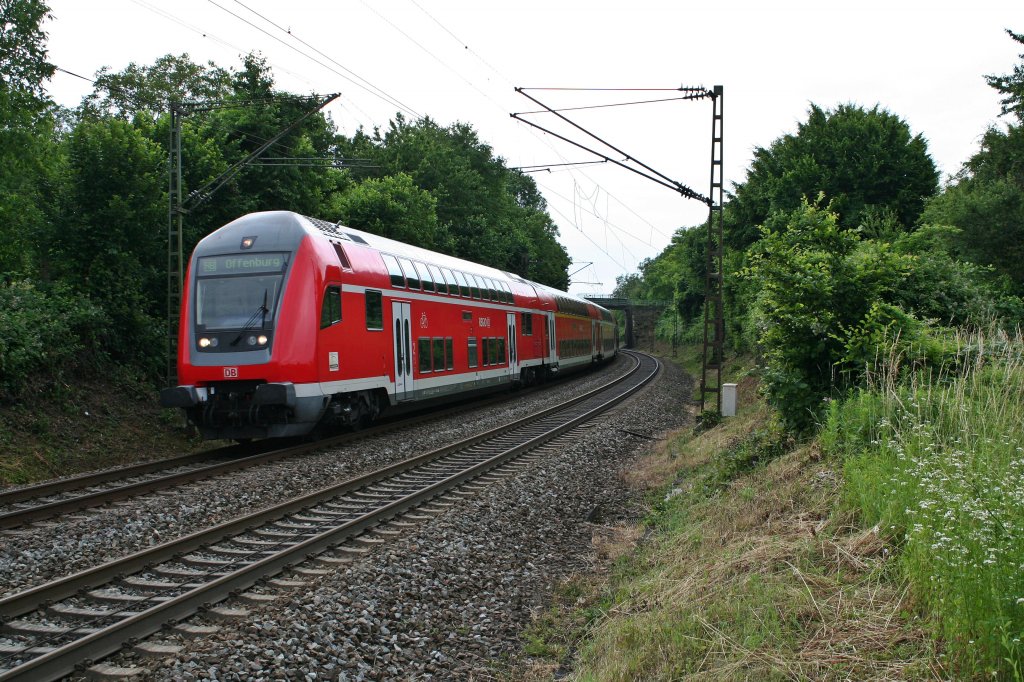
0;365;609;532
0;351;658;681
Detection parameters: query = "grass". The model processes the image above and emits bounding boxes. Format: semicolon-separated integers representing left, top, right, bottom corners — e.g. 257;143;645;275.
511;353;937;680
825;327;1024;678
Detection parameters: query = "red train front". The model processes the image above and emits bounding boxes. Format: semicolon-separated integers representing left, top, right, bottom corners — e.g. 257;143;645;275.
160;211;618;440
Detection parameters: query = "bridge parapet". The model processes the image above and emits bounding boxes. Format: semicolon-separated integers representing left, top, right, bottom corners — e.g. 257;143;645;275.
584;297;672;309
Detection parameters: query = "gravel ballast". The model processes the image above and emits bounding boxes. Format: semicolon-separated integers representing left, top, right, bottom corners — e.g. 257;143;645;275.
95;354;694;680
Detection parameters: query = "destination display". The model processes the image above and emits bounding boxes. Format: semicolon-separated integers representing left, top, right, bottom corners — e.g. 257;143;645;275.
198;253;288;275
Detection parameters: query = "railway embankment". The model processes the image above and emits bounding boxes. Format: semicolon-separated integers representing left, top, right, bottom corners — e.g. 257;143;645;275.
0;371;202;487
516;349;940;680
520;332;1024;679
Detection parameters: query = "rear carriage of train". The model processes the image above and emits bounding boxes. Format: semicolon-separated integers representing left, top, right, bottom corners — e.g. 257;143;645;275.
161;211;616;440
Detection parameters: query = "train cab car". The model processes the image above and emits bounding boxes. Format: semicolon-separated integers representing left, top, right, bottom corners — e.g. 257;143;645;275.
161;211;618;440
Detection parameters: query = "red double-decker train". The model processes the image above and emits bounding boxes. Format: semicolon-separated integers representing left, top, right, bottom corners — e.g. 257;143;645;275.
160;211;619;440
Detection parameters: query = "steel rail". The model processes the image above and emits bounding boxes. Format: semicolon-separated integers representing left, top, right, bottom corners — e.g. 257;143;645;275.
0;352;649;619
0;371;584;529
0;350;656;681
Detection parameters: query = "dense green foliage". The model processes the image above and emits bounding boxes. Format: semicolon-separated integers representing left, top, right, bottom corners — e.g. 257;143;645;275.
728;103;939;249
618;57;1024;427
0;0;56;278
919;33;1024;294
741;199;912;430
0;2;569;400
0;280;104;396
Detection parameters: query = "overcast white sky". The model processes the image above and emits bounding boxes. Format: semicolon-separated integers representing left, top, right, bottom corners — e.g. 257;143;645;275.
43;0;1024;295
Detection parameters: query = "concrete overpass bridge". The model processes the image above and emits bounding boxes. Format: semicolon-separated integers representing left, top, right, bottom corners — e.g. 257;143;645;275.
584;296;672;349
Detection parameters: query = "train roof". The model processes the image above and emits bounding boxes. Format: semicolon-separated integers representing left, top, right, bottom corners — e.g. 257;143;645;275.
296;213;610;317
200;212;610;317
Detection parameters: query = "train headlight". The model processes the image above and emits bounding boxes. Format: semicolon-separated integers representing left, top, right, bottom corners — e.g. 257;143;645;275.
199;337;212;348
246;335;257;346
257;335;268;345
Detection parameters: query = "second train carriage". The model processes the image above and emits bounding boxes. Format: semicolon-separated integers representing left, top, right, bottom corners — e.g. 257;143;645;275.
161;211;619;440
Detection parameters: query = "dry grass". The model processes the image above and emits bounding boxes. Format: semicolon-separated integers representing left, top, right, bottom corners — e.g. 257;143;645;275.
591;523;645;563
512;379;940;681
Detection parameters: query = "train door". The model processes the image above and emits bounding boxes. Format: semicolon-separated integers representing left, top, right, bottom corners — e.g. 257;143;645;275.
392;301;413;401
547;312;557;363
506;312;519;379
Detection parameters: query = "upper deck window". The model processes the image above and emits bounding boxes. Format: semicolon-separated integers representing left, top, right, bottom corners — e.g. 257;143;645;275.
398;257;421;290
417;261;436;293
428;264;448;294
381;254;405;288
454;271;471;298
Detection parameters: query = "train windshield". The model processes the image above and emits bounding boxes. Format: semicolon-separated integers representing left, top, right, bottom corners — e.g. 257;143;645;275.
194;253;288;330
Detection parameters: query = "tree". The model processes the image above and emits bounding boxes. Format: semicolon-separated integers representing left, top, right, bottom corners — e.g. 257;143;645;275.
81;53;232;119
49;117;167;369
728;104;939;248
332;173;443;249
986;29;1024;120
920;29;1024;293
0;0;56;277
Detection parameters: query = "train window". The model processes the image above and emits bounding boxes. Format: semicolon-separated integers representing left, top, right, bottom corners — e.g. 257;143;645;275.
462;310;472;322
320;286;341;329
365;290;383;330
432;338;444;371
445;338;454;370
382;254;405;288
398;257;421;290
500;281;512;303
418;338;432;373
465;274;479;299
440;267;459;295
491;338;501;365
522;312;533;336
498;338;506;364
417;261;435;293
428;264;447;294
485;278;498;302
481;337;490;366
454;271;471;297
468;337;478;368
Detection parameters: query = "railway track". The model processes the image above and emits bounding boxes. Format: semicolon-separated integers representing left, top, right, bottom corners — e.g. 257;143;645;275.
0;351;658;680
0;368;599;531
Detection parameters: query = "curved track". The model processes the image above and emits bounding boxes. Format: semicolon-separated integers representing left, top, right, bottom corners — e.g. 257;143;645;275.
0;351;657;681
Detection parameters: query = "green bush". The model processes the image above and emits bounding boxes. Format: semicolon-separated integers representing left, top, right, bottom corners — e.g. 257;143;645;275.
740;198;913;431
0;280;105;398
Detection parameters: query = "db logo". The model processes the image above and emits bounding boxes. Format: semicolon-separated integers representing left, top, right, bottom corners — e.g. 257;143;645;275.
223;367;239;378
